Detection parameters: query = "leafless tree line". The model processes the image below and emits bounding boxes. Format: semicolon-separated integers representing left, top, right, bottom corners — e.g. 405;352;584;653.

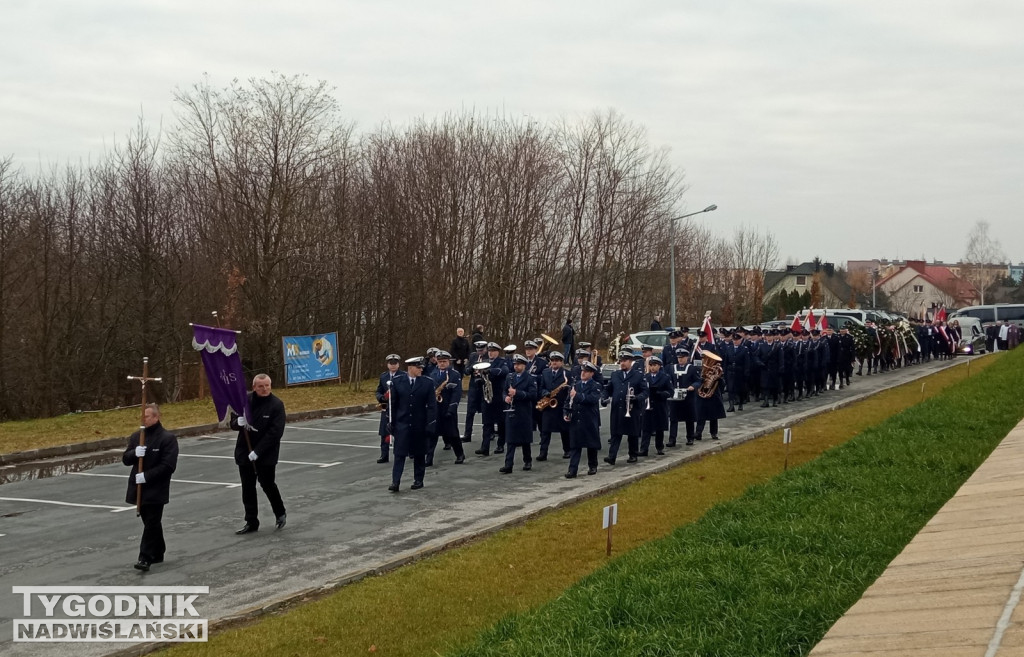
0;74;778;420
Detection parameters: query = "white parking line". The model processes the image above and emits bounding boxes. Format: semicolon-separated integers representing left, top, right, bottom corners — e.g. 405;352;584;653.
177;454;342;468
281;440;377;449
0;497;135;513
69;472;241;488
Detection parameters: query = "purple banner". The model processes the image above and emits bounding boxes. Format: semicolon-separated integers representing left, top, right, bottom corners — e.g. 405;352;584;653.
192;324;250;423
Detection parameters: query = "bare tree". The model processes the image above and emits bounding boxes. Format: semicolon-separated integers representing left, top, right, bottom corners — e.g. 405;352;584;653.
963;220;1004;305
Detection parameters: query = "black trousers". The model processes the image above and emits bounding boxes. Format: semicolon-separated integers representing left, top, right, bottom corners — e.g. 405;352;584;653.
428;433;465;463
539;430;570;455
640;429;664;453
463;408;477;440
504;444;532;469
379;435;389;461
568;447;598;475
393;453;425;485
608;434;638;461
138;503;166;562
481;417;506;451
669;419;695;443
695;419;719;438
238;462;286;528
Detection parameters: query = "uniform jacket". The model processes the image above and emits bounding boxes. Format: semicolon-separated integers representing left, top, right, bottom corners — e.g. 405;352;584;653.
123;422;178;505
605;367;646;437
376;370;407;436
503;369;538;445
389;374;437;458
567;377;602;450
231;392;286;466
432;367;462;437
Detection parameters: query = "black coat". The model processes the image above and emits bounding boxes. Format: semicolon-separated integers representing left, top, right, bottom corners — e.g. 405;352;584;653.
123;422;178;506
450;336;471;363
390;375;437;458
540;367;572;433
482;357;510;423
503;370;537;445
375;370;407;436
561;323;575;344
230;392;286;466
694;364;727;421
605;367;646;437
641;370;673;432
465;352;488;411
567;378;602;449
432;368;462;437
669;362;700;422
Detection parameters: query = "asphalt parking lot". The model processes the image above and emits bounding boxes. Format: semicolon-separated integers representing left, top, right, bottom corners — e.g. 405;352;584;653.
0;358;965;656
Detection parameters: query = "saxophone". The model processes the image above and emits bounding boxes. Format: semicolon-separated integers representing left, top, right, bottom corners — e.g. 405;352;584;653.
435;372;448;403
537;378;569;410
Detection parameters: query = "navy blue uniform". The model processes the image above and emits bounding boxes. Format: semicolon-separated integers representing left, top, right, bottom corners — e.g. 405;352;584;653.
724;342;748;411
375;370;406;462
428;367;465;465
640;370;673;455
694;362;726;440
669;362;700;445
565;377;603;476
539;367;572;458
502;369;538;470
463;351;487;440
604;367;647;463
389;374;437;487
480;357;509;453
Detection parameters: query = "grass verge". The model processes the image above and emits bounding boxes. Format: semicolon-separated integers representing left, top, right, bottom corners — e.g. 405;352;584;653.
158;356;1002;657
0;381;377;455
450;350;1024;656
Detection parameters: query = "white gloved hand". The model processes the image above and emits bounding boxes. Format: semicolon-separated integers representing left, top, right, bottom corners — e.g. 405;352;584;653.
135;445;147;458
135;472;146;485
237;416;247;428
248;450;258;462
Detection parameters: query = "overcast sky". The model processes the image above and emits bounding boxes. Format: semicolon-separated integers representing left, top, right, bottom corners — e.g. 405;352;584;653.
3;0;1022;266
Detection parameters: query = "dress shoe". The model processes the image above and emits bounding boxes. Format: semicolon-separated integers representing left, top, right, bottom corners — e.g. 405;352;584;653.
562;452;571;459
565;472;577;478
656;449;665;455
410;481;424;490
150;556;164;564
685;439;694;446
536;453;547;462
442;444;451;450
604;457;615;465
388;483;399;492
666;440;676;447
494;446;505;454
424;460;434;467
638;451;649;457
626;455;638;463
461;437;472;443
475;449;489;456
499;466;512;474
696;436;703;441
711;435;720;441
454;456;465;464
376;457;389;464
276;515;287;530
737;404;744;411
727;405;735;412
235;523;258;535
523;462;532;471
760;401;769;408
587;468;597;475
134;560;150;572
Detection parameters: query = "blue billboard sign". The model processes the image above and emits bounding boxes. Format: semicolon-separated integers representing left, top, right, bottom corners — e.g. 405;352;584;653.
282;332;341;385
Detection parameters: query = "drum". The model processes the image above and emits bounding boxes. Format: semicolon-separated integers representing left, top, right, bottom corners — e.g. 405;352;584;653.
672;388;687;401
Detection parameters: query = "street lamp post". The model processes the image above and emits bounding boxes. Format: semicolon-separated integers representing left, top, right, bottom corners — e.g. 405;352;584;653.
669;204;718;328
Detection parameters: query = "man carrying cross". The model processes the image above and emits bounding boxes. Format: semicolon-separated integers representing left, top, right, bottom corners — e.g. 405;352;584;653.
122;403;178;572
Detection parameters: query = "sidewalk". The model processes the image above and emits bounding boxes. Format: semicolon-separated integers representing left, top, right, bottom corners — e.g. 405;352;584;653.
811;418;1024;656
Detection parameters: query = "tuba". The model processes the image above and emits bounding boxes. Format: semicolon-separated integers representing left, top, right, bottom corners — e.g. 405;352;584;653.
697;351;724;399
538;333;559;354
473;361;494;404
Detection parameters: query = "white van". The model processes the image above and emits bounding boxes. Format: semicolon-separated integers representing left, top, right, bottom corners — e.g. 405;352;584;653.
951;304;1024;327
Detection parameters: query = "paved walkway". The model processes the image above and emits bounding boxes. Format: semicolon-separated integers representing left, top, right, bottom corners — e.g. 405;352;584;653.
811;418;1024;657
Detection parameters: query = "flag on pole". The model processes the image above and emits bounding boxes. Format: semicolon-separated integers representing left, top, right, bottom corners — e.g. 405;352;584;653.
790;314;803;333
819;313;829;331
192;324;250;423
935;306;947;322
804;308;818;331
701;315;714;342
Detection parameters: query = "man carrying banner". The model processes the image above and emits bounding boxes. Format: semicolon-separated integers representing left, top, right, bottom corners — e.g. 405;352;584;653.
122;404;178;571
231;374;287;534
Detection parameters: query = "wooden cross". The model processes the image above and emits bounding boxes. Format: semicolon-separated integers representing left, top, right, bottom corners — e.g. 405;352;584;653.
127;357;162;515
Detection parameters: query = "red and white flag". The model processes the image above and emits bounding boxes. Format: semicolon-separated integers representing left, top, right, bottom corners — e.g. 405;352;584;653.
804;308;818;331
819;313;829;331
935;307;947;322
790;314;803;333
701;315;714;342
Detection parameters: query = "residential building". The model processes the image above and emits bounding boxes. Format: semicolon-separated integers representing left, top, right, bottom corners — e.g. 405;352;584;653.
876;260;979;317
764;261;855;309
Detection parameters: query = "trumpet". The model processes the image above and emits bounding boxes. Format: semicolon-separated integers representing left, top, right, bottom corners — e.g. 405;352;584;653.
625;385;635;418
563;384;575;423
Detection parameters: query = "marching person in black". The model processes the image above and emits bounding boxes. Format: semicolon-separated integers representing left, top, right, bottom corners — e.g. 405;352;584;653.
477;343;509;456
524;339;548;432
839;326;855;387
639;356;673;456
694;353;726;441
375;354;405;463
123;403;178;571
388;357;437;491
500;354;538;473
538;351;572;460
826;327;841;389
746;328;763;403
427;351;465;466
794;330;809;400
670;351;700;446
231;373;287;534
570;348;604;385
780;330;796;403
463;340;488;443
565;361;603;477
725;332;748;412
756;331;782;407
604;350;646;465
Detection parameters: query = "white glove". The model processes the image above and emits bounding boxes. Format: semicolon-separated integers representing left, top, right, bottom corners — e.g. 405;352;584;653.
135;472;146;485
237;416;247;428
248;450;258;462
135;445;147;458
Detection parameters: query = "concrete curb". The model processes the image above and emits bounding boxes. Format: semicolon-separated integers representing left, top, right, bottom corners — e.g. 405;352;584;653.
108;358;972;656
0;404;379;467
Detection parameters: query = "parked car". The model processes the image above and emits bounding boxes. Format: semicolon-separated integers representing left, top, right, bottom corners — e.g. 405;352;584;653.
619;330;670;355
